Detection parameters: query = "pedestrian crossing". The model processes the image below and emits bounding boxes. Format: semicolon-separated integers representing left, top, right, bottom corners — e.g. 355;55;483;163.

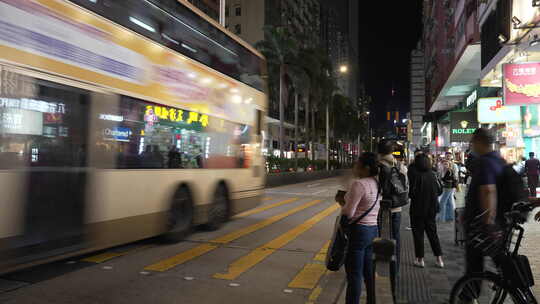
10;195;339;303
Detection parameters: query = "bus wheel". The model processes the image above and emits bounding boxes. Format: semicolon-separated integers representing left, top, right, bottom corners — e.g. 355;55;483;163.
204;184;230;231
163;187;194;243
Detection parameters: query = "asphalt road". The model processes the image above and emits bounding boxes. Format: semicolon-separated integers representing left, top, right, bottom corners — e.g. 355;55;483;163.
0;178;346;304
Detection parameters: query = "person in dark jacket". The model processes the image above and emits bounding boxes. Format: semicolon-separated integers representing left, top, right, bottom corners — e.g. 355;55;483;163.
408;153;444;268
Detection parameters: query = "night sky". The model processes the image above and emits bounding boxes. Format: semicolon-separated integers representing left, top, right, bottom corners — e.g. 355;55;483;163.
357;1;424;129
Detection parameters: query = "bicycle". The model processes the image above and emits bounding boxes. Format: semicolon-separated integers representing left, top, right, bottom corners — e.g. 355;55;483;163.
449;202;537;304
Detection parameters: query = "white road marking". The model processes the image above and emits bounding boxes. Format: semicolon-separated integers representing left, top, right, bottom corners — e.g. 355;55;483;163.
307;183;321;188
311;189;327;195
184;277;195;281
139;271;150;275
283;289;293;293
229;283;240;287
66;261;76;265
102;266;113;270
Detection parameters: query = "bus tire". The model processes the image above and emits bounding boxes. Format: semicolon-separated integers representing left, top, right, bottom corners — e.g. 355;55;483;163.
163;186;194;243
203;184;230;231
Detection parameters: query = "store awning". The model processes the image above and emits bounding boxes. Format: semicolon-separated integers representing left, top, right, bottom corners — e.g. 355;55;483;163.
430;44;482;112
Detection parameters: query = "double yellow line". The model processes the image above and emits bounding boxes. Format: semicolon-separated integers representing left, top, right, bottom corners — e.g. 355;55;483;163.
145;198;325;272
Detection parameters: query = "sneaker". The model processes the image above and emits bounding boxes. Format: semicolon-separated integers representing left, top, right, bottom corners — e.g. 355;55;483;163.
436;258;445;268
413;260;425;268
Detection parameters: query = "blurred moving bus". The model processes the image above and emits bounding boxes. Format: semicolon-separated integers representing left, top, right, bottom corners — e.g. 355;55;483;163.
0;0;267;273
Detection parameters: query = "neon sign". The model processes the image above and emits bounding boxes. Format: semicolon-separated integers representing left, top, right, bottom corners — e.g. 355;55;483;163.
145;105;209;127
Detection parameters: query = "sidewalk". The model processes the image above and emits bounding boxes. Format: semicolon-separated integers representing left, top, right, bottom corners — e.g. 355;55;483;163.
333;189;540;303
335;192;469;304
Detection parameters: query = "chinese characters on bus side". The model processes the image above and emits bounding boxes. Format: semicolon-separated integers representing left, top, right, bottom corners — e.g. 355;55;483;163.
145;105;209;127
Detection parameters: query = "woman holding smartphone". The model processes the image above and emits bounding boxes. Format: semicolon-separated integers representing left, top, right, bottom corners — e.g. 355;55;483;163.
339;152;381;304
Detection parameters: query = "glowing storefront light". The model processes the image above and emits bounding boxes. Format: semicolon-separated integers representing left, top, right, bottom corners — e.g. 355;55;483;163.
99;113;124;122
0;98;65;113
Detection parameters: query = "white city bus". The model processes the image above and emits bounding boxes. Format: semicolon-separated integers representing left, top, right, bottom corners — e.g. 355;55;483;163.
0;0;267;273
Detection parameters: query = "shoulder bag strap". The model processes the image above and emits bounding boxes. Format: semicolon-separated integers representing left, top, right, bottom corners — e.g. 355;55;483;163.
350;179;381;226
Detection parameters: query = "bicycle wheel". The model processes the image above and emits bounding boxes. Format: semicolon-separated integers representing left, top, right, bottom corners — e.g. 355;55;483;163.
449;272;522;304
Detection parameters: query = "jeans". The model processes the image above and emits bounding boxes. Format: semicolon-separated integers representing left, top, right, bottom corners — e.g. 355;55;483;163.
345;224;378;304
438;189;455;222
390;212;401;292
389;212;402;271
411;216;443;258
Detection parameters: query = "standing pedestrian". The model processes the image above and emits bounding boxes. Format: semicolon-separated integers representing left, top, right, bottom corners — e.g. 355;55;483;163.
525;152;540;197
463;129;505;293
377;140;408;287
438;160;458;222
342;152;381;304
408;153;444;268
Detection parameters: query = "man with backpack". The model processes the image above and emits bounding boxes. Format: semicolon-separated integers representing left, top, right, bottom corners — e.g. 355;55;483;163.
377;140;409;287
463;129;529;293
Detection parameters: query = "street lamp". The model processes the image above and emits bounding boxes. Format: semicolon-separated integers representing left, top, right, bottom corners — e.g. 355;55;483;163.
339;65;348;73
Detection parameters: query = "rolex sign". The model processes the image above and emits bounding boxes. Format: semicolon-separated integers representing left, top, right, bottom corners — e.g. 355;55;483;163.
450;111;478;142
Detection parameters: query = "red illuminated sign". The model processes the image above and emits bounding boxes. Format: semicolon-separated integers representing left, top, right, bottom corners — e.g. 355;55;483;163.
503;62;540;105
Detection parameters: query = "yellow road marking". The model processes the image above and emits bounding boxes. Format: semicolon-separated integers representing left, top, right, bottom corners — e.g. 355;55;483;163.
313;240;330;262
213;204;339;280
234;198;298;218
307;286;323;304
288;263;327;289
144;199;323;272
288;241;331;289
82;245;153;263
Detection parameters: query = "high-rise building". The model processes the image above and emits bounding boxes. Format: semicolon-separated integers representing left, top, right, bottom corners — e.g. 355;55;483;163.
320;2;350;97
224;0;265;46
346;0;359;104
186;0;220;22
410;43;426;149
225;0;320;47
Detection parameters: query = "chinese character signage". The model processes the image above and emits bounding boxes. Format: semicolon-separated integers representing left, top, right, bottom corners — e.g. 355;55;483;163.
477;98;521;123
503;62;540;105
450;111;479;142
144;105;209;127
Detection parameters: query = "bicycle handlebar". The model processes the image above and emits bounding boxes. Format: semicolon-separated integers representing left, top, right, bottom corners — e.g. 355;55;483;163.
505;202;534;226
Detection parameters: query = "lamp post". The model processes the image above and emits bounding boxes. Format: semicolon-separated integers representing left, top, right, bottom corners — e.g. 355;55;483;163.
366;111;371;152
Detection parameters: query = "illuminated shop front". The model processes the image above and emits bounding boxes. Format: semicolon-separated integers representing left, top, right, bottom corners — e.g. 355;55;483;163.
476;97;524;163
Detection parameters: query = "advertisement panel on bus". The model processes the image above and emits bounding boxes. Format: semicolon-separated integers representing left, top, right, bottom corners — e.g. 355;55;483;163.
0;0;262;124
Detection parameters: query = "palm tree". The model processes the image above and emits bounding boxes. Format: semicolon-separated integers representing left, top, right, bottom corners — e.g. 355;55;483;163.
256;26;299;159
287;64;310;171
294;47;323;162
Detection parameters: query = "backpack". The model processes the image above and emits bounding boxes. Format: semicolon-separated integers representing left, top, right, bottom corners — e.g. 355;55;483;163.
379;164;409;208
496;164;528;224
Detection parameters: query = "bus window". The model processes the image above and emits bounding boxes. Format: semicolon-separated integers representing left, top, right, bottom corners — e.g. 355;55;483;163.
91;95;252;170
0;75;89;169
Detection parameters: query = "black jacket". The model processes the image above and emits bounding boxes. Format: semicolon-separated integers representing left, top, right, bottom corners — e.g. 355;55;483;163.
408;163;440;218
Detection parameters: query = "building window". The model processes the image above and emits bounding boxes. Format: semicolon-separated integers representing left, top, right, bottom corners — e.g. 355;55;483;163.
235;24;241;35
235;5;241;16
225;5;229;17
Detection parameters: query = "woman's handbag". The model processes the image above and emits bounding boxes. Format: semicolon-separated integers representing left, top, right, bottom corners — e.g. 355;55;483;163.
325;190;380;271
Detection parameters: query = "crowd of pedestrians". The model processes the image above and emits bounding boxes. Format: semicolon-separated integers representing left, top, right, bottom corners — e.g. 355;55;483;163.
335;128;540;304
